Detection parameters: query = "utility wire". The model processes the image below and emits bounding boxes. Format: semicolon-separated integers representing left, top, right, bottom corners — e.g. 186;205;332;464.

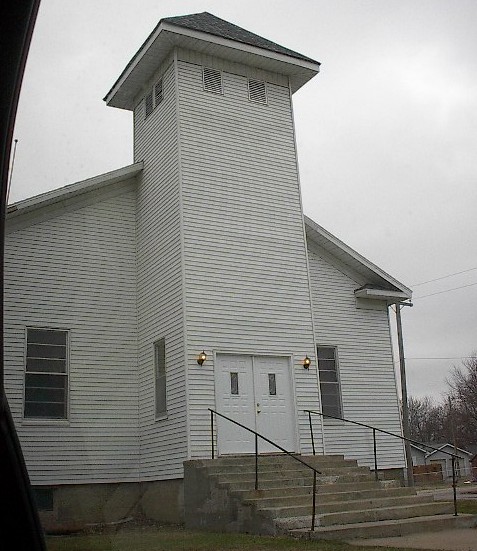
400;357;474;361
413;281;477;300
411;266;477;287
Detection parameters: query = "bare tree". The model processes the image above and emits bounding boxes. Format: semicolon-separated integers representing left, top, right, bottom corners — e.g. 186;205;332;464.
446;353;477;447
408;354;477;449
408;396;445;444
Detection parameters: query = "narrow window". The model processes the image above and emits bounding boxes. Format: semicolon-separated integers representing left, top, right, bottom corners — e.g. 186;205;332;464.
155;339;166;416
154;79;164;107
248;79;267;104
24;328;68;419
268;373;277;396
317;347;342;418
144;91;153;118
203;67;223;94
230;372;239;395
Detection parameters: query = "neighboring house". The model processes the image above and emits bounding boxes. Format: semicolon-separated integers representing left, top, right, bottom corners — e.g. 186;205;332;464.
4;12;412;525
471;452;477;481
411;443;430;467
411;443;474;480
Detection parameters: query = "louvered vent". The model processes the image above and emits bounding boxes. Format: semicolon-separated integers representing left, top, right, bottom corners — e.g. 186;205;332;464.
248;79;267;104
203;67;223;94
154;79;163;106
144;91;153;118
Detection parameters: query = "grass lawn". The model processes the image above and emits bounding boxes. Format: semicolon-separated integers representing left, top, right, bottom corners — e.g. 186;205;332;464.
457;499;477;514
45;523;425;551
45;501;477;551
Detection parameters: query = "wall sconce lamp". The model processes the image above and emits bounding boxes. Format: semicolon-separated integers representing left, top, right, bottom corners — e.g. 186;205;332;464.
303;356;311;369
197;351;207;366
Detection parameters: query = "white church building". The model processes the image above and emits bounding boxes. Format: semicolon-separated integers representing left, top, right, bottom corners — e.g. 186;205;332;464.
4;12;411;527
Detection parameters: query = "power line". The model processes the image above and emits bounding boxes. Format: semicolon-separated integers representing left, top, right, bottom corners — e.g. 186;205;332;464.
411;266;477;287
400;357;474;361
413;281;477;300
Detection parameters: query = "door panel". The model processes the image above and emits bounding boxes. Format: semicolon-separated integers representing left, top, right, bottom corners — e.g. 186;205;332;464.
215;354;296;455
215;355;256;454
253;356;296;453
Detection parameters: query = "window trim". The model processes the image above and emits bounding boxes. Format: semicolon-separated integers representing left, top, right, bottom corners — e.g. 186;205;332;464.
154;338;167;419
23;327;70;421
316;345;343;420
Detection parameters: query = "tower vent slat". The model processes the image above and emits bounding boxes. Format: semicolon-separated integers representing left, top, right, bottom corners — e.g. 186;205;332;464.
248;79;267;104
154;79;164;106
144;91;153;118
203;67;223;94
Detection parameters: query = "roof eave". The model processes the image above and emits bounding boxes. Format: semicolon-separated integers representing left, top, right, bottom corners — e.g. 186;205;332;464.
354;288;411;304
304;215;412;298
7;162;144;218
104;22;320;110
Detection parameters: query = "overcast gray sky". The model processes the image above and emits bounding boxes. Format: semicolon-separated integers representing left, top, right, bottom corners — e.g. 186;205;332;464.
10;0;477;402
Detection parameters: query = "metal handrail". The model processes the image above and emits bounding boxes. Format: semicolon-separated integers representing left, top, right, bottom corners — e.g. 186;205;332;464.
305;409;459;516
209;408;322;531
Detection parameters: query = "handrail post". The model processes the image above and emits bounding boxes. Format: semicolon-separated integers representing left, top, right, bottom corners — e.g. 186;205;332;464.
311;470;317;531
255;433;259;491
373;428;378;481
210;409;215;459
452;456;457;516
306;409;460;505
308;410;316;455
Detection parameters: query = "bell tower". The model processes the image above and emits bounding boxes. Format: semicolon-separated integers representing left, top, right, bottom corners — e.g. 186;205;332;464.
104;12;322;464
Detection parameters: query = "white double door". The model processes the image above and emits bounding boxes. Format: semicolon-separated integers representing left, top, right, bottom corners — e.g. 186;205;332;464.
215;354;297;455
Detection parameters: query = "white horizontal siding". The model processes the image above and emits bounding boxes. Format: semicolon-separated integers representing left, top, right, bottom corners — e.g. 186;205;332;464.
4;188;140;485
307;241;405;469
177;60;320;458
134;60;188;480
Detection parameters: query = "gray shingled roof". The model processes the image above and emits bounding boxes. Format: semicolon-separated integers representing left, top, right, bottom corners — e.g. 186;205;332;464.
163;12;319;65
104;11;320;107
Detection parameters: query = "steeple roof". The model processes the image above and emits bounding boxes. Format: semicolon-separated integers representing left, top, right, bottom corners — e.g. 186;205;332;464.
161;12;318;64
104;12;320;110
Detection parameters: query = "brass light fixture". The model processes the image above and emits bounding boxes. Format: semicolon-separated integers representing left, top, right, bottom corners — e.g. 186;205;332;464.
303;355;311;369
197;350;207;366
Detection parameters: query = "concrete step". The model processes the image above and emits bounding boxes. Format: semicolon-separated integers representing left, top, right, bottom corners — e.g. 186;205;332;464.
265;498;442;521
319;501;454;527
245;491;425;511
221;471;376;491
200;454;348;467
288;513;477;540
233;481;405;501
211;467;373;483
184;454;461;538
317;486;416;502
204;463;369;478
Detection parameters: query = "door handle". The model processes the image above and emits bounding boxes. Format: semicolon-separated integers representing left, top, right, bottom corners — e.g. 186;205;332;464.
256;402;261;414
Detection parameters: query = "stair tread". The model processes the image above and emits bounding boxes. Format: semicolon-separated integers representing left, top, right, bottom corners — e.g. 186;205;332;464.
232;482;390;500
245;493;427;508
289;513;476;534
243;487;415;501
185;454;459;537
265;498;449;514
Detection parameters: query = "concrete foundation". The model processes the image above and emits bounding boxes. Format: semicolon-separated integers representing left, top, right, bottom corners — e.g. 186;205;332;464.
36;479;184;533
183;459;271;534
